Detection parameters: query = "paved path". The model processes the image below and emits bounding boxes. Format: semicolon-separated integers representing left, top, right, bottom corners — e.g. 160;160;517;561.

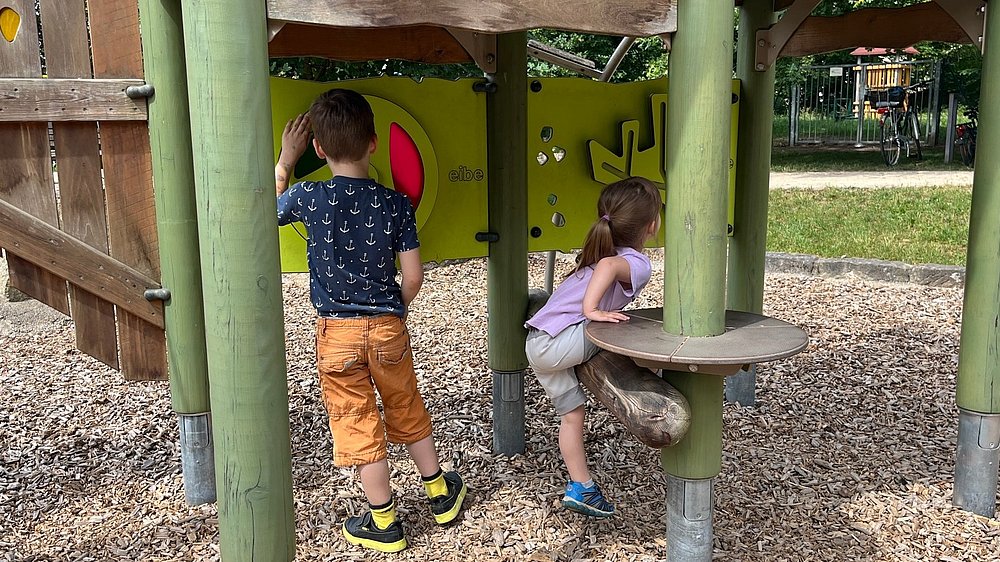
771;170;974;189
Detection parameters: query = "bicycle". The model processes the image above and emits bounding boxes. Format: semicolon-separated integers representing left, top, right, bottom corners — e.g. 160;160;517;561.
955;107;977;167
874;84;925;167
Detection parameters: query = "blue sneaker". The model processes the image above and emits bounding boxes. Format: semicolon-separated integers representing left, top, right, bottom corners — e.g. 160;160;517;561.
561;481;615;518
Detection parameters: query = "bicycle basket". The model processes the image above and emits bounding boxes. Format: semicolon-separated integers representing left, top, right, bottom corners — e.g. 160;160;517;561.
887;86;906;103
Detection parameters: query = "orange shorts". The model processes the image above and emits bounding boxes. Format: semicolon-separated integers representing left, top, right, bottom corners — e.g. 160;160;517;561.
315;315;433;467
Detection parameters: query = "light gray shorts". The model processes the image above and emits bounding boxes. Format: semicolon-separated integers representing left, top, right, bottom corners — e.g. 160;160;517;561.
524;322;598;415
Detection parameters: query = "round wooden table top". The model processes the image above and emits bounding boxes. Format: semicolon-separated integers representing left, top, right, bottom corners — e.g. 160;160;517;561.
585;308;808;375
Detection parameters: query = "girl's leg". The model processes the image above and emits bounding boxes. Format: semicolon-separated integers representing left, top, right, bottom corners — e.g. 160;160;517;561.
560;404;591;484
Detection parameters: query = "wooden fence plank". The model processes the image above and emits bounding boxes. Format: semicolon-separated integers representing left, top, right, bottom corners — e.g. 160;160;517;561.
0;0;68;315
0;199;165;328
0;78;148;121
90;0;167;381
39;0;119;369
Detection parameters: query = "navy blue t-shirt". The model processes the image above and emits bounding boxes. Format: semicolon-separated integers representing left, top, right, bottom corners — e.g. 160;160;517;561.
277;177;419;317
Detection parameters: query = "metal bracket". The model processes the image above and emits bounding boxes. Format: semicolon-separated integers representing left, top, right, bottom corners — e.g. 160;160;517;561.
754;0;823;71
125;83;154;99
475;231;499;243
659;33;673;53
632;357;749;377
267;19;287;43
494;370;523;402
446;28;497;74
933;0;987;53
472;78;497;93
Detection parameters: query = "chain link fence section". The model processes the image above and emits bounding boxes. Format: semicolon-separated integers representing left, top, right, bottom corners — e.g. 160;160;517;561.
779;60;942;147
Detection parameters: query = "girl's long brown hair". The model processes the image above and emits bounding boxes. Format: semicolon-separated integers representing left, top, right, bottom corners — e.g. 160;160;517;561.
574;177;662;274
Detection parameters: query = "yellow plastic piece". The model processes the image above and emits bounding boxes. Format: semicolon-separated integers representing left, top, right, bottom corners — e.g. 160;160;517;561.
1;7;21;43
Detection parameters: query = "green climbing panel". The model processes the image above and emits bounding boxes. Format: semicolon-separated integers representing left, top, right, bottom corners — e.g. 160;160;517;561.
271;77;740;271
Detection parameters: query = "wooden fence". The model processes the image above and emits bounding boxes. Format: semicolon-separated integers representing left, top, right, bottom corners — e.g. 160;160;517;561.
0;0;166;380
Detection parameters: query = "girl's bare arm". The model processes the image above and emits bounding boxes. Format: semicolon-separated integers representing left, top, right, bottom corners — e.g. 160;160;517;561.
582;256;631;323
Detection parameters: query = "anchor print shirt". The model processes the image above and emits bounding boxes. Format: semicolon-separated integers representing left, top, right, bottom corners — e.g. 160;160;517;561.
277;176;419;318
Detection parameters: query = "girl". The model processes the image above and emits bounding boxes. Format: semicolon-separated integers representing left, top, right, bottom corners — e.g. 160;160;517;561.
525;176;662;518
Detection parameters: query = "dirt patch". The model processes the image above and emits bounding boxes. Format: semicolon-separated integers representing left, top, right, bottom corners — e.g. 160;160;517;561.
0;298;67;336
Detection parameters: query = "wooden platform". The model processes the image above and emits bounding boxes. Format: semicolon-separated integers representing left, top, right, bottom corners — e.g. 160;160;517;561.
586;308;808;375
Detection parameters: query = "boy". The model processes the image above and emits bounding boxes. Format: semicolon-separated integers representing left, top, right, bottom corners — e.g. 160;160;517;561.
275;89;466;553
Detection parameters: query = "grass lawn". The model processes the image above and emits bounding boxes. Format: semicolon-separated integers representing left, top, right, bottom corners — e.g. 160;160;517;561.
770;145;972;172
767;186;971;266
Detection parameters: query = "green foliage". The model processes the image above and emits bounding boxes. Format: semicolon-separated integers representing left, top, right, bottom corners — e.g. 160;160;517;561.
268;31;667;83
768;186;971;266
268;58;481;82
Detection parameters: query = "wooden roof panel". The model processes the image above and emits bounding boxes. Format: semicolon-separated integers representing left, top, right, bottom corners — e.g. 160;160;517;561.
268;24;473;64
267;0;677;36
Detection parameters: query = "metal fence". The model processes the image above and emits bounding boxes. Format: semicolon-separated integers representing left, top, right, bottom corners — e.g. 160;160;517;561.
781;60;942;146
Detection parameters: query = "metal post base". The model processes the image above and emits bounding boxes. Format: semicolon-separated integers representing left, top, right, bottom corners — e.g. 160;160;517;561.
724;364;756;406
954;409;1000;518
179;413;217;505
492;370;525;456
666;475;714;561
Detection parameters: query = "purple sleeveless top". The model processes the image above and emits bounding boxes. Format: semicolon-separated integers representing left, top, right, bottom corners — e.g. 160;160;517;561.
526;247;652;337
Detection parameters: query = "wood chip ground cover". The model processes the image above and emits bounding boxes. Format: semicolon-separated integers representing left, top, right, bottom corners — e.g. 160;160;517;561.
1;252;998;561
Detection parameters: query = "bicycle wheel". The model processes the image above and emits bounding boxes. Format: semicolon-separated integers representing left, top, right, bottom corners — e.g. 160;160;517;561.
960;137;976;167
880;114;901;167
907;111;922;160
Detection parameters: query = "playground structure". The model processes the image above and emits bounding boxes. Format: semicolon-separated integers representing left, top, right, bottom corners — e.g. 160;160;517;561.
0;1;996;561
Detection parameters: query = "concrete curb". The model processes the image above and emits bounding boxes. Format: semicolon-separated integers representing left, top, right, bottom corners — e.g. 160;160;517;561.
765;252;965;288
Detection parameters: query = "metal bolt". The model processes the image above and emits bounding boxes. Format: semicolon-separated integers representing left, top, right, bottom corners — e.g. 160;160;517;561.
144;288;171;301
125;84;155;99
756;63;766;71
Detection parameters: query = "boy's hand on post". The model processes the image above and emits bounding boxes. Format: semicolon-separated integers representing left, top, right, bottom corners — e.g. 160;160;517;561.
275;113;311;196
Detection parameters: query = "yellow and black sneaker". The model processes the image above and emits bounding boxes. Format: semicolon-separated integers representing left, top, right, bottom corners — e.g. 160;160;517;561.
342;511;407;553
428;471;468;525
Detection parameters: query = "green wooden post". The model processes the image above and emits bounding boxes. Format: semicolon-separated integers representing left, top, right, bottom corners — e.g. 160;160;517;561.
178;0;295;558
660;0;734;478
659;1;735;559
137;0;215;506
725;0;778;406
954;2;1000;519
487;32;529;456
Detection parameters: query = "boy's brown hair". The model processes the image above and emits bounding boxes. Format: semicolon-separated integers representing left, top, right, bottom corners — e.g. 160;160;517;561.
309;88;376;162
